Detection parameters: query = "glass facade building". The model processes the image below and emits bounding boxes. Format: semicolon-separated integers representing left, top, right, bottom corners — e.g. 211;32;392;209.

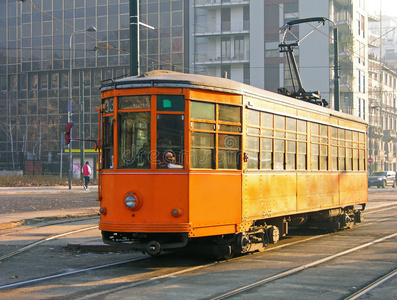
0;0;188;172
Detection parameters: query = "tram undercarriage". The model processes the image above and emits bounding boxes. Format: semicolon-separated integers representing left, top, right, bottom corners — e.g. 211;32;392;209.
102;205;365;258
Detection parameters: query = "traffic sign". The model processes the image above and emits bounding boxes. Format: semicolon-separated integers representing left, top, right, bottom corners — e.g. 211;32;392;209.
368;157;373;164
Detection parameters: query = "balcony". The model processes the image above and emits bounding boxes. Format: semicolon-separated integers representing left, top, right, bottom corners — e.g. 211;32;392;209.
333;10;352;29
369;126;383;138
339;74;353;92
384;129;397;141
194;0;250;7
368;12;381;22
368;33;380;48
194;21;249;35
195;51;250;64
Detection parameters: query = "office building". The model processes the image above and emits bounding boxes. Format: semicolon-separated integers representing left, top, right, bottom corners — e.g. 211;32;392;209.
0;0;188;173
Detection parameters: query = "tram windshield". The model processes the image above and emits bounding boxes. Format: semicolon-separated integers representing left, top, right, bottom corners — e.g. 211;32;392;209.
118;112;151;169
102;94;185;170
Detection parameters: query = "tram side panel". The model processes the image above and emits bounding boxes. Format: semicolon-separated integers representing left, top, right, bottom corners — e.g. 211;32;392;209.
242;171;367;223
339;172;368;206
296;173;339;211
242;173;298;221
188;173;242;237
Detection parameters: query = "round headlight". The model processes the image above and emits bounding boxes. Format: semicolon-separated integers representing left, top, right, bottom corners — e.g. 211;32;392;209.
125;195;137;209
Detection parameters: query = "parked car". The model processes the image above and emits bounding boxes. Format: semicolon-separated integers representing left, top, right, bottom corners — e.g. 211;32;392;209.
368;171;396;188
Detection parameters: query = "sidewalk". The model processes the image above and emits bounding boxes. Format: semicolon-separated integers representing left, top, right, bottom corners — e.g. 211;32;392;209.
0;185;98;194
0;185;99;230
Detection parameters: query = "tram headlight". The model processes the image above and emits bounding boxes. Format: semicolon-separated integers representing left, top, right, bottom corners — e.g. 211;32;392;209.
125;195;137;209
124;191;143;211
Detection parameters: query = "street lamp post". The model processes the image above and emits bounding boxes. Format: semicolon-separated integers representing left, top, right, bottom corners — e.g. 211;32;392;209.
68;26;97;189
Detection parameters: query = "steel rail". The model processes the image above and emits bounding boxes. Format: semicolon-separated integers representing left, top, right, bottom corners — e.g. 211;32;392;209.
0;256;148;291
345;268;397;300
0;225;98;261
209;232;397;300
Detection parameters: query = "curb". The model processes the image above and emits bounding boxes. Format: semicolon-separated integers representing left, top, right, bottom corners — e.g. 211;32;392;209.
0;209;99;230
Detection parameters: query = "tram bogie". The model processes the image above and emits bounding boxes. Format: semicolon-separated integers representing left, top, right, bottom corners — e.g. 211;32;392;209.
98;71;368;257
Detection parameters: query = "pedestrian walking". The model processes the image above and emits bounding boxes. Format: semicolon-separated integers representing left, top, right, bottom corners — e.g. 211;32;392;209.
82;161;92;190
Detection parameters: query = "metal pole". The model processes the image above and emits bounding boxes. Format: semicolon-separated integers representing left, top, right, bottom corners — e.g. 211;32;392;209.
80;70;85;180
68;26;96;189
130;0;139;76
334;28;340;111
60;133;63;180
69;30;76;189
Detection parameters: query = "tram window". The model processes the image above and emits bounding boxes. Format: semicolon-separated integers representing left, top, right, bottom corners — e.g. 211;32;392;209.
218;134;241;169
274;139;285;170
286;141;296;170
157;95;184;112
219;124;240;132
262;129;273;137
346;130;352;147
261;137;273;170
298;120;306;133
332;127;338;145
311;123;319;136
247;109;260;127
102;116;114;169
353;149;359;170
346;148;353;170
192;122;214;131
118;112;150;169
359;132;365;144
191;101;215;120
297;142;307;170
219;104;241;123
261;112;273;128
339;129;345;146
339;147;346;170
248;127;260;135
275;115;285;130
359;149;365;170
287;117;296;132
191;132;215;169
353;131;359;147
119;95;150;109
275;116;285;138
320;125;328;144
332;146;338;170
247;136;260;169
311;144;319;170
320;145;328;170
157;114;184;168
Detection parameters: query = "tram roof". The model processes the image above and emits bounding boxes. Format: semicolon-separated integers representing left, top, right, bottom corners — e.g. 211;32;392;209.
101;71;367;126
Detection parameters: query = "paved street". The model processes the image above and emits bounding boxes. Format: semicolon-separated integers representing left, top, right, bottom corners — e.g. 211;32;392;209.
0;186;99;229
0;186;396;299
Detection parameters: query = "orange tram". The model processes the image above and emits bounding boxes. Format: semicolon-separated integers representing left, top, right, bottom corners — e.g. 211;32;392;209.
98;70;367;256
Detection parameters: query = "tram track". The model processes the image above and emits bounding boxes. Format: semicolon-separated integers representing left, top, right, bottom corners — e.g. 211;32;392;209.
345;268;397;300
0;225;98;261
1;206;395;298
209;232;397;300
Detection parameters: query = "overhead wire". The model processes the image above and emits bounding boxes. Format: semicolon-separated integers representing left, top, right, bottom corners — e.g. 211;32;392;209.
268;0;397;70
